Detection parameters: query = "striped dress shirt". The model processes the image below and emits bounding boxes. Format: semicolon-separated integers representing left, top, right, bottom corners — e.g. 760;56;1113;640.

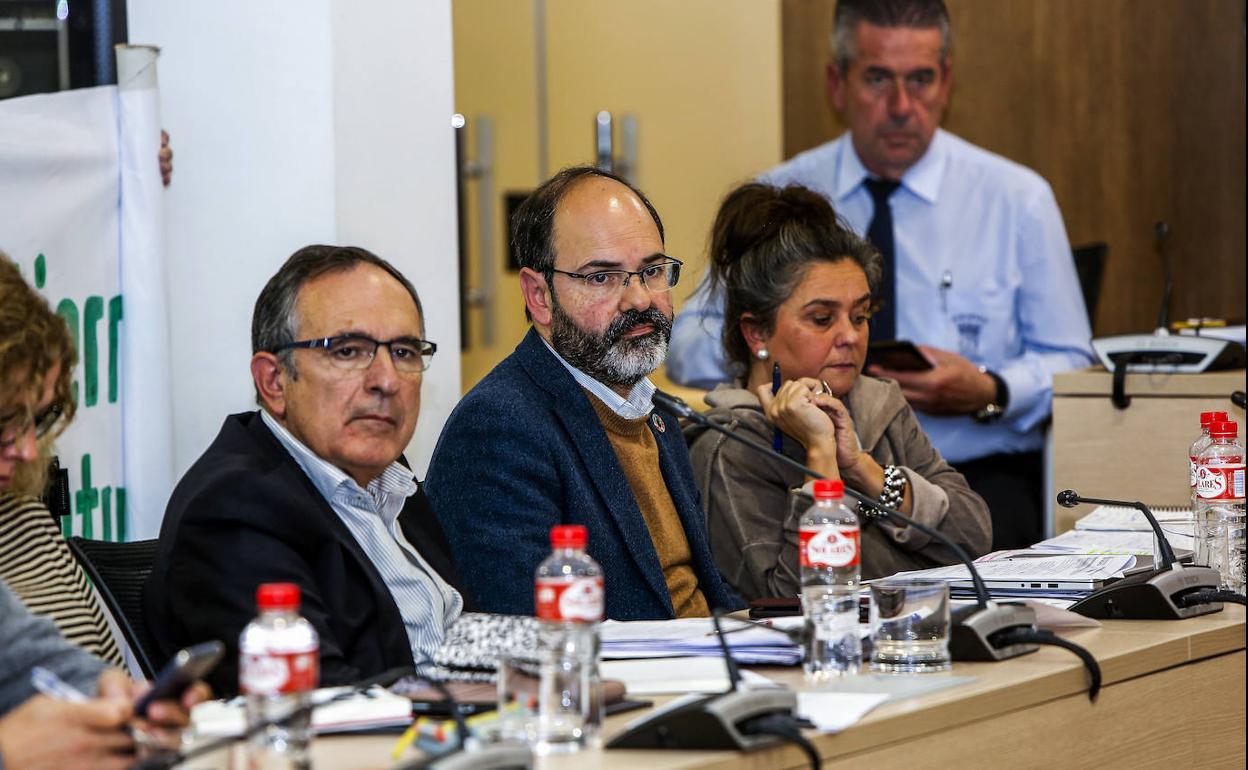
261;411;462;667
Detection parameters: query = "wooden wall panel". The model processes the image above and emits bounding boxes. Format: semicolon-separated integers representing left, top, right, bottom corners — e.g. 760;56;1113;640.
782;0;1245;336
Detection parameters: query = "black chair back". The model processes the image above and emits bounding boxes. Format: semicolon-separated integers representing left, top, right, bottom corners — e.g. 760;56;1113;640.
66;537;161;678
1072;242;1108;334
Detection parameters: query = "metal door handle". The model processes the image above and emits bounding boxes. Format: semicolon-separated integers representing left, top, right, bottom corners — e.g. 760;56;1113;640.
456;115;496;347
594;111;637;183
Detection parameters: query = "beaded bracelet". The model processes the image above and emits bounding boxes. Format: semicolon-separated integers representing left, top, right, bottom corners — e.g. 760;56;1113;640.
858;464;907;519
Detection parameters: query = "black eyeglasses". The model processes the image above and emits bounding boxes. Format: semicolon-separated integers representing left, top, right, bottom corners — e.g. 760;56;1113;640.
0;403;65;447
549;258;683;295
271;335;437;373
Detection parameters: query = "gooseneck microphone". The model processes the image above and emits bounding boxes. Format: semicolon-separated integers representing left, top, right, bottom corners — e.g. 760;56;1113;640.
652;390;1037;663
1057;490;1231;620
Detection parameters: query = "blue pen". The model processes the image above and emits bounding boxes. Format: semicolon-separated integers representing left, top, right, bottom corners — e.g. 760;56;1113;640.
31;666;89;702
772;362;783;451
31;666;160;748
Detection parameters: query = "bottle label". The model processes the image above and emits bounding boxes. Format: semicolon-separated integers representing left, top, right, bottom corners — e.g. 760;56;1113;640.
800;525;860;568
240;650;319;695
1195;462;1246;500
1190;455;1198;489
536;576;604;622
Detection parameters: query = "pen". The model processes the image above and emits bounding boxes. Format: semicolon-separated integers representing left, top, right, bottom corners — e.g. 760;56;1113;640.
31;666;161;749
31;666;89;702
940;271;953;313
772;362;783;452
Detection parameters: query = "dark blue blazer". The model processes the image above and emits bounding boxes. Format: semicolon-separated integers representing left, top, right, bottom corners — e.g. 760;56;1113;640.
144;412;471;696
426;329;741;619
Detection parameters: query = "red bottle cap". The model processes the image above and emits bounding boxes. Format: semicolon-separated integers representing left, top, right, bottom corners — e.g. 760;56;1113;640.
812;479;845;500
1210;420;1238;438
1203;410;1229;426
551;525;588;549
256;582;300;610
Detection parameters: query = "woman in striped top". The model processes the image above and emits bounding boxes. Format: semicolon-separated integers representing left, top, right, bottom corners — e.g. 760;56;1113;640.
0;254;125;666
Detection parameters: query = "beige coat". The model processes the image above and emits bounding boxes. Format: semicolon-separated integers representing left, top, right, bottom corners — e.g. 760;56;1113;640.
685;376;992;601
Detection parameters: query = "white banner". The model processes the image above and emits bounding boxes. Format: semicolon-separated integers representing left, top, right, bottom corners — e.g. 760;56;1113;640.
0;52;173;542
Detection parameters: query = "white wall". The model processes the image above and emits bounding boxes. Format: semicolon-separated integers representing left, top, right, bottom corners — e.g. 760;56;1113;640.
126;0;460;480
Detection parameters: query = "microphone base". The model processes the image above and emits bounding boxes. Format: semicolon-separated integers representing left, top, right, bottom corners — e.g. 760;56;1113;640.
1069;565;1224;620
425;742;533;770
606;689;798;752
950;602;1040;661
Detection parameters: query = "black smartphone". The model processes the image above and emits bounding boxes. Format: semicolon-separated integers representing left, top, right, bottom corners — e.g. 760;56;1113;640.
867;340;933;371
134;640;225;716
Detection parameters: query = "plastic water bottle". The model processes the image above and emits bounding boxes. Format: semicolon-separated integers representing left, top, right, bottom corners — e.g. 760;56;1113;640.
534;525;603;752
800;479;861;681
240;583;319;769
1190;411;1227;510
1195;421;1246;592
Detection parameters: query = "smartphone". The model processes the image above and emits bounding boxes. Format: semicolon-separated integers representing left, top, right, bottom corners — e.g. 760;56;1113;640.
748;597;800;619
134;640;225;716
867;340;933;371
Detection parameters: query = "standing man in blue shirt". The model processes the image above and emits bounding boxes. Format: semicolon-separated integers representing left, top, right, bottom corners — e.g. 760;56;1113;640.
668;0;1094;548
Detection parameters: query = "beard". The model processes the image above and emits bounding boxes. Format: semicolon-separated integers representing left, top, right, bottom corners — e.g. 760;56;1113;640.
549;301;672;389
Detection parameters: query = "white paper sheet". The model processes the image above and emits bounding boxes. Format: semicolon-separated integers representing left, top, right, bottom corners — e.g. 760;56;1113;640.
1033;527;1195;556
600;617;801;665
796;692;890;733
1074;504;1192;532
192;686;412;737
600;658;779;695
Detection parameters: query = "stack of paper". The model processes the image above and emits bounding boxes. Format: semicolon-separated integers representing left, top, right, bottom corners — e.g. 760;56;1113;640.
600;617;802;665
1033;527;1195;556
1073;504;1192;532
192;686;413;737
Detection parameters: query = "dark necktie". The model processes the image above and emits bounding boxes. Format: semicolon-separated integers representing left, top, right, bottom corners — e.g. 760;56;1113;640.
864;178;901;342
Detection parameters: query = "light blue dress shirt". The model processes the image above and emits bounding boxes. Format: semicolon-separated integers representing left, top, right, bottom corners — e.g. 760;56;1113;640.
260;411;462;666
667;129;1094;463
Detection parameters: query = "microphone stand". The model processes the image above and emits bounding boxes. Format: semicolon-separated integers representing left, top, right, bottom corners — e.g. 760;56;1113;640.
1057;490;1236;619
653;390;1037;662
606;609;802;755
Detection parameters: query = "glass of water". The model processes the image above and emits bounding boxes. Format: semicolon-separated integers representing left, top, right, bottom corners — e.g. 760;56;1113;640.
869;579;952;673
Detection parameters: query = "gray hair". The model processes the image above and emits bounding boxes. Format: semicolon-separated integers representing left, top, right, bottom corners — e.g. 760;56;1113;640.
251;245;423;400
831;0;952;74
706;183;883;379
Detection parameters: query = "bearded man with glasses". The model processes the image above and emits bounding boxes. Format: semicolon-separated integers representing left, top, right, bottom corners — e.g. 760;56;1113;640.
426;167;741;620
146;245;470;696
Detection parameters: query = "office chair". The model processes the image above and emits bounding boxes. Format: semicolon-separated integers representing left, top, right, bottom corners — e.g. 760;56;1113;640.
1072;242;1108;334
66;536;161;678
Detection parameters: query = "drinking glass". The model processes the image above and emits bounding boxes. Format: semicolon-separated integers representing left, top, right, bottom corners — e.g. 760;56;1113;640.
869;579;952;673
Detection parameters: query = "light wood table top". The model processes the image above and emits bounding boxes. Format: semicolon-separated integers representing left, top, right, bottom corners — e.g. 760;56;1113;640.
185;606;1246;769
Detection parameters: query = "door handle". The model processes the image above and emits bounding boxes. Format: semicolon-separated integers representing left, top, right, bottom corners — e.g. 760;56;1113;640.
594;111;637;183
456;115;496;347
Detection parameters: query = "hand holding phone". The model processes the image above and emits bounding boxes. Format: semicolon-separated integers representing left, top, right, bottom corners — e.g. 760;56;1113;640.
134;640;224;717
867;340;934;372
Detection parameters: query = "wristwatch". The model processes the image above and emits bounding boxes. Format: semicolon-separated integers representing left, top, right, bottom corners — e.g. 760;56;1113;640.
974;367;1009;424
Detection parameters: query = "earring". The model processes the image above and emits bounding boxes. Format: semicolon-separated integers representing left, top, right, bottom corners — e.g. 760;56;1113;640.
755;348;769;361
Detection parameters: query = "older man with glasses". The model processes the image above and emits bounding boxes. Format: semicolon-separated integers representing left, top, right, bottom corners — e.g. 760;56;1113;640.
146;245;470;696
426;167;741;620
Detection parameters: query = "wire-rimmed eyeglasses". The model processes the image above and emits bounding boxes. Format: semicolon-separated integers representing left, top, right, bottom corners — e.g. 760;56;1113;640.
549;258;682;295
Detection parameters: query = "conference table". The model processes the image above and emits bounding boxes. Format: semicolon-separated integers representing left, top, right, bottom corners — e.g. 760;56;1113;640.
189;604;1245;769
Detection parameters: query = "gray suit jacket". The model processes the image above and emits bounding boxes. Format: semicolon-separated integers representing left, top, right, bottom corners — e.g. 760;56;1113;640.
685;377;992;601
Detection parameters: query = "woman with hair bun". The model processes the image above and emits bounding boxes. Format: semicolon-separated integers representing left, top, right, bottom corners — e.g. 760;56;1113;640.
684;183;991;601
